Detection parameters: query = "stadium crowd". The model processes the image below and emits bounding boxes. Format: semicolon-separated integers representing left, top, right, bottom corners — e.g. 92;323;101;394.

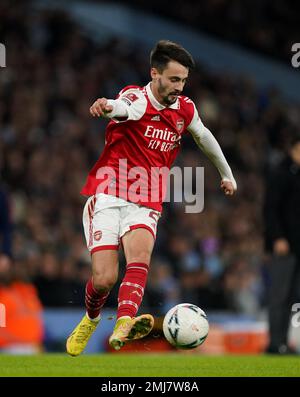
123;0;299;63
1;1;299;318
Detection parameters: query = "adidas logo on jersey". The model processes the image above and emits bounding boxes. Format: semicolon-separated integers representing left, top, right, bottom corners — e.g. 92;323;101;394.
151;115;160;121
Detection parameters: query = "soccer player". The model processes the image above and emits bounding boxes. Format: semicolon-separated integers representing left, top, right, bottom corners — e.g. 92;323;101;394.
66;40;237;356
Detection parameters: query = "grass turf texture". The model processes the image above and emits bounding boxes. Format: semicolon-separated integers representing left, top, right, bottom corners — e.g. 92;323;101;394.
0;353;300;377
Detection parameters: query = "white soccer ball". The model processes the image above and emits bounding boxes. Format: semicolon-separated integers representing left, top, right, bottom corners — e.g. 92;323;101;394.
163;303;209;349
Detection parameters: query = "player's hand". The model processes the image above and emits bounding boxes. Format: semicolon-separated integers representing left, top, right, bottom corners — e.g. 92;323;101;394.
221;180;236;196
90;98;113;117
273;238;290;256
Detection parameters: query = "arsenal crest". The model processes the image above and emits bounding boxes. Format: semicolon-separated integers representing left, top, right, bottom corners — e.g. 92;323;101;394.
176;119;184;133
94;230;102;241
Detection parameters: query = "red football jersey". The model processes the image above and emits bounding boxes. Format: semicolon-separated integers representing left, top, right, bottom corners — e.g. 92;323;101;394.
81;83;195;212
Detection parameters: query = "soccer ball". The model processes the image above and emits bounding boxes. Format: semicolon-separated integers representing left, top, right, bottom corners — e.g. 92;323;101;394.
163;303;209;349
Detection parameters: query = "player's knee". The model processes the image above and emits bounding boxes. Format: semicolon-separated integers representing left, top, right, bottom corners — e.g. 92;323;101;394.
127;249;152;265
92;272;117;292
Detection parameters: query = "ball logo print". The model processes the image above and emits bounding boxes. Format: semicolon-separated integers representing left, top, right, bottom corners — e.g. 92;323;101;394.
167;310;180;342
163;303;209;349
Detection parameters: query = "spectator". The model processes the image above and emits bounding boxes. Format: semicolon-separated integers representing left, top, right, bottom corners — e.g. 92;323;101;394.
0;186;12;260
0;256;44;354
264;135;300;354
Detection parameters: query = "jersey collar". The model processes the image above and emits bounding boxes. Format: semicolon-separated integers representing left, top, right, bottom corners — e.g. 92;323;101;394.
146;82;180;110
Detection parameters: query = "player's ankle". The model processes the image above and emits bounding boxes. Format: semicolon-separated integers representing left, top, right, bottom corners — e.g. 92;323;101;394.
117;316;131;321
86;312;101;322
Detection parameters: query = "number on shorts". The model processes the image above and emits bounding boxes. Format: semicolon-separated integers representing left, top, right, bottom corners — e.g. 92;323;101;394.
149;211;159;223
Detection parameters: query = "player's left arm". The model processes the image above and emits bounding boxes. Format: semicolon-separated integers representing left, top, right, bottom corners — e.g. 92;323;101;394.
187;104;237;196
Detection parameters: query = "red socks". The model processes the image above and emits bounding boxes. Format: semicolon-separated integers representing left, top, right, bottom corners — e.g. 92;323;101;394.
85;262;149;320
85;278;109;320
117;262;149;319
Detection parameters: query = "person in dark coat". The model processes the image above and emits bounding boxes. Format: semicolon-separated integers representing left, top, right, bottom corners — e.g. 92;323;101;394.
0;186;12;260
264;135;300;354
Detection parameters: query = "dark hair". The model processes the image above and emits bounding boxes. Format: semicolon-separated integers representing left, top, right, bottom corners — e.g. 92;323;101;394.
150;40;195;72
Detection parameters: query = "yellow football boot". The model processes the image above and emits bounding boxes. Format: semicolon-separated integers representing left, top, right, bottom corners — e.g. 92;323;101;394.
109;314;154;351
66;314;100;356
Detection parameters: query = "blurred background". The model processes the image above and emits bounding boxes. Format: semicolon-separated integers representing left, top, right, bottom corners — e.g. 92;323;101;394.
0;0;300;355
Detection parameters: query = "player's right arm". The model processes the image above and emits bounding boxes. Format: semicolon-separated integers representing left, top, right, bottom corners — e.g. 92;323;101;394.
89;88;147;121
90;97;127;118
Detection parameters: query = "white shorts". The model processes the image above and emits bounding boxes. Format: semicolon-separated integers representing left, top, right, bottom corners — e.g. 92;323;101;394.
82;194;161;254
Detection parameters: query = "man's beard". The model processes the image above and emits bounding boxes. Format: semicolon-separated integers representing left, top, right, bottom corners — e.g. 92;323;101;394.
162;95;177;105
158;80;180;106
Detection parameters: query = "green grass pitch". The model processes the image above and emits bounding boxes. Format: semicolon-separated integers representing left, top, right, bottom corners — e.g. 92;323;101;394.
0;353;300;377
